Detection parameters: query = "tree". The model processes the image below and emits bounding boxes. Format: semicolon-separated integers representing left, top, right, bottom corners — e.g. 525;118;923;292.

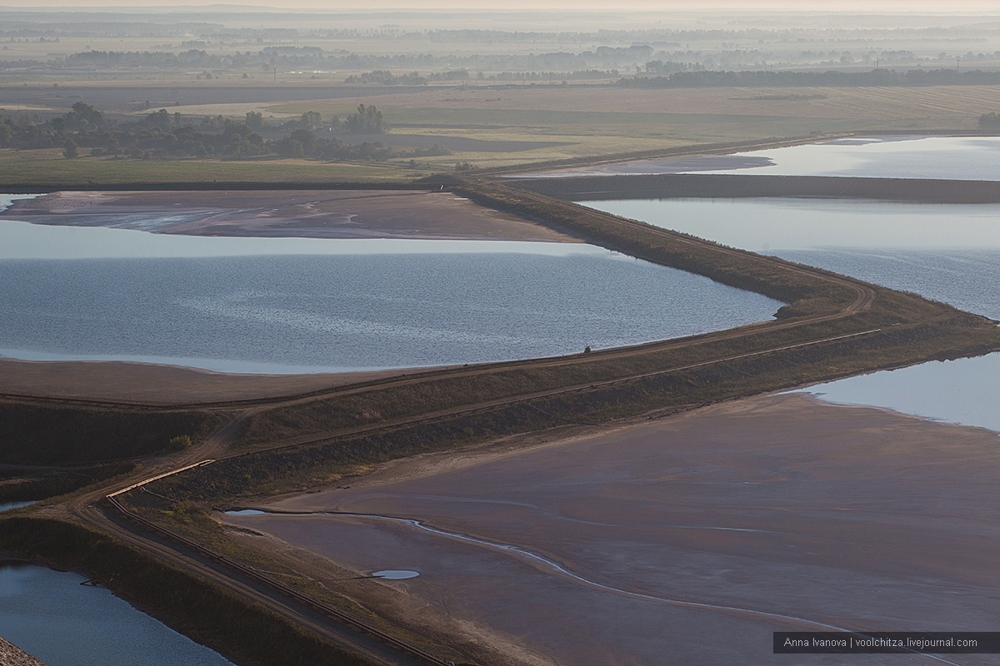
298;111;322;130
245;111;263;129
345;104;388;133
980;112;1000;130
69;101;105;129
289;129;316;153
63;138;78;158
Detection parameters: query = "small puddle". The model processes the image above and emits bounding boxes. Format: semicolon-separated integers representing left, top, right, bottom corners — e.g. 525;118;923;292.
225;509;265;515
371;570;419;580
0;501;37;513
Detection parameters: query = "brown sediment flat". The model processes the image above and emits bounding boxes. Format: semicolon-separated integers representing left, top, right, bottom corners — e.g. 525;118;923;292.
0;636;46;666
1;190;578;242
0;358;419;404
228;394;1000;665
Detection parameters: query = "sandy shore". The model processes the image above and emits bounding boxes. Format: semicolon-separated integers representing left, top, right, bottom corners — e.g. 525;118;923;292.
0;358;424;404
0;188;578;400
1;190;578;242
227;393;1000;665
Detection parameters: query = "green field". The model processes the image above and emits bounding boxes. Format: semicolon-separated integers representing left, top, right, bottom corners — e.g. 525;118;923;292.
0;149;422;188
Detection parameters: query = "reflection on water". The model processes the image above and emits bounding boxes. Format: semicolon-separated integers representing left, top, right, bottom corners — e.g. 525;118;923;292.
586;199;1000;319
586;198;1000;253
0;214;595;261
693;136;1000;180
372;570;420;580
0;501;36;513
582;197;1000;433
777;248;1000;321
0;562;233;666
0;221;782;374
542;136;1000;180
803;353;1000;434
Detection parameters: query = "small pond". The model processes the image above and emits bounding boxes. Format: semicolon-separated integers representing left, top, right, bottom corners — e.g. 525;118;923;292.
0;561;233;666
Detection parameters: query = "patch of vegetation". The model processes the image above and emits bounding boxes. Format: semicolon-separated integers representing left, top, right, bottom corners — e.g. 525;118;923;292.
0;462;137;503
0;401;220;465
0;150;418;189
344;104;389;134
168;435;193;452
0;103;444;162
979;112;1000;130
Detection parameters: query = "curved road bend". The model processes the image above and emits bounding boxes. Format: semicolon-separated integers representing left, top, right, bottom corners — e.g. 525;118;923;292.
58;442;435;666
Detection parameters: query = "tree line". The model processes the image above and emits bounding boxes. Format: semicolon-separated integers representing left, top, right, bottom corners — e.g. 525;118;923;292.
0;103;444;161
620;68;1000;88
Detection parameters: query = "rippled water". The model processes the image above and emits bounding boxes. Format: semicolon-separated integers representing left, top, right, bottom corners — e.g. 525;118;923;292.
583;197;1000;432
0;562;233;666
0;218;782;373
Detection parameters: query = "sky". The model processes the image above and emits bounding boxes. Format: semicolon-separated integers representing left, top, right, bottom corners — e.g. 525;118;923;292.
4;0;1000;10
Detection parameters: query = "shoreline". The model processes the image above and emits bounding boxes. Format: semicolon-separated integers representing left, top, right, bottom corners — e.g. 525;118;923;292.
227;392;1000;666
0;189;579;243
0;357;428;405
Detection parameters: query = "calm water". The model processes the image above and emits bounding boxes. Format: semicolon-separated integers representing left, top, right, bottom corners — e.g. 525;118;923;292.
585;197;1000;433
0;501;36;513
0;209;782;373
532;136;1000;180
0;562;233;666
694;136;1000;180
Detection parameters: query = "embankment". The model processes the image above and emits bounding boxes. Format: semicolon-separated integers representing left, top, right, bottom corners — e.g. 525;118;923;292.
512;173;1000;204
0;516;379;666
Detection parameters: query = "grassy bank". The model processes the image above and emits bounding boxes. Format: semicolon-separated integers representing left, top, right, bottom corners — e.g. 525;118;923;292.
515;173;1000;204
0;462;136;502
0;400;221;465
144;310;998;503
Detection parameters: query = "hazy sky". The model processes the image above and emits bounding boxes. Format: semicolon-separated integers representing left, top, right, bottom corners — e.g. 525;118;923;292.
4;0;1000;11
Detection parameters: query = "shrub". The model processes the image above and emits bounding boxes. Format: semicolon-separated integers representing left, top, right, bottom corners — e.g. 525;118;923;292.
169;435;193;451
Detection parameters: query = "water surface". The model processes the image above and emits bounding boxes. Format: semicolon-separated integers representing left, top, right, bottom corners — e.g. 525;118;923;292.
0;218;782;373
584;197;1000;433
803;354;1000;434
0;501;36;513
0;562;233;666
372;570;420;580
535;136;1000;180
694;136;1000;180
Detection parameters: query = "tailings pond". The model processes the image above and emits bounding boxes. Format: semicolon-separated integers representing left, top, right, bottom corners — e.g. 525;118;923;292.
0;195;783;373
586;197;1000;433
0;561;233;666
532;135;1000;180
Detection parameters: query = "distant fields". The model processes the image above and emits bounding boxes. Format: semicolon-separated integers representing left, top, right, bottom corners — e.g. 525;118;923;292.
0;149;420;188
5;81;1000;177
263;83;1000;167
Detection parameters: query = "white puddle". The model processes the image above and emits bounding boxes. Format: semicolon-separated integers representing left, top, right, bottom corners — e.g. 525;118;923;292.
371;570;420;580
